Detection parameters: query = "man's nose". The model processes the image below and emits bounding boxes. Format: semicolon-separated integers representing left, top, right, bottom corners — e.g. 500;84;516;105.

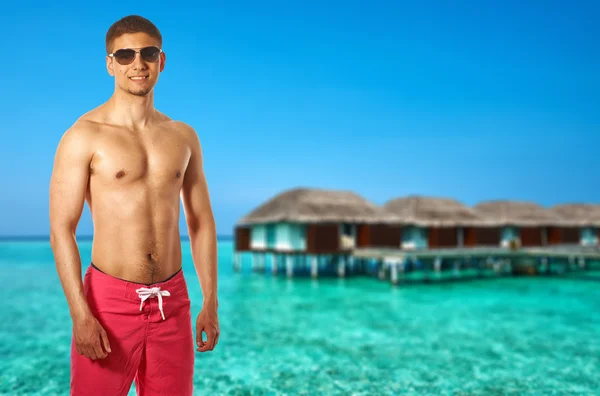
132;53;147;70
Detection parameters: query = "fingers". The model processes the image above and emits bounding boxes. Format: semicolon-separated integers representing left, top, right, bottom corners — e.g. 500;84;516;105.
76;334;109;360
89;322;109;360
197;327;219;352
198;334;209;351
196;327;205;349
82;344;99;360
75;340;100;360
100;327;112;353
89;345;100;360
210;328;220;350
73;316;111;360
198;337;213;352
92;339;107;360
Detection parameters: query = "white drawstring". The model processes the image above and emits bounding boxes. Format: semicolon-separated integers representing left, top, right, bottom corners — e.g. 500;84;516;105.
136;286;171;320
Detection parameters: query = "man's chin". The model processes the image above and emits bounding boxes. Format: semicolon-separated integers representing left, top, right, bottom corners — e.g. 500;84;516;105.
128;88;152;97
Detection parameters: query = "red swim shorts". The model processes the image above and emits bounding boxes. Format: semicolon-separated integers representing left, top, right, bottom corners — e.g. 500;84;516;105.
70;263;195;396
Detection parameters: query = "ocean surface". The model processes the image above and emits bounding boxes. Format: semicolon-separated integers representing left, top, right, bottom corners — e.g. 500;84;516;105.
1;238;599;395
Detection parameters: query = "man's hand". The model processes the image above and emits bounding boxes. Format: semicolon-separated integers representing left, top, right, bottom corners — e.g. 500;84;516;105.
73;313;112;360
196;306;219;352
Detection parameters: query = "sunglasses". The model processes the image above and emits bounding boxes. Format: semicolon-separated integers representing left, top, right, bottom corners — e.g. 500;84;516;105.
108;46;163;65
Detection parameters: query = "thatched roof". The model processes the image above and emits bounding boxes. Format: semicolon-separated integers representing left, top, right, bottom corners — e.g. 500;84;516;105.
473;200;565;226
236;187;391;225
549;203;600;227
236;188;599;228
382;195;487;227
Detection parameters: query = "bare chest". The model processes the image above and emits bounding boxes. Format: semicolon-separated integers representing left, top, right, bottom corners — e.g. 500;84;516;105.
90;130;190;187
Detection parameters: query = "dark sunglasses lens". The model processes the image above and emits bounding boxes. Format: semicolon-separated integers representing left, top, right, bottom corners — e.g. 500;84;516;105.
141;47;160;62
114;49;135;64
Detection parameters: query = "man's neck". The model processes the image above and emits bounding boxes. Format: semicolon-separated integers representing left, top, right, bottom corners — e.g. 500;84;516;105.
107;89;156;130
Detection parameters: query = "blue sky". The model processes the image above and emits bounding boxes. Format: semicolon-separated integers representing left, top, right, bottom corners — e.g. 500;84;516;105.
1;1;598;236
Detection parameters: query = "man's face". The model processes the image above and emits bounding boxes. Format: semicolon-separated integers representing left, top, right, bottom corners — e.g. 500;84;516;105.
106;32;165;97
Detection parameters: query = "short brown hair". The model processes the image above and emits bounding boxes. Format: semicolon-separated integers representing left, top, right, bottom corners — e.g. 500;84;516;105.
105;15;162;54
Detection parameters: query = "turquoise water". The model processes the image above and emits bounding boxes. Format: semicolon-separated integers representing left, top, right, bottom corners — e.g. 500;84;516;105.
1;239;599;395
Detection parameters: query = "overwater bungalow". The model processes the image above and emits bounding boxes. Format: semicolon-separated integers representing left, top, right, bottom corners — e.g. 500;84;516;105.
381;195;490;249
232;190;600;283
472;200;565;247
232;187;395;276
549;204;600;246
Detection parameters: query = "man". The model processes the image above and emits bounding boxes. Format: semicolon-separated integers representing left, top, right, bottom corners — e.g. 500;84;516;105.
49;15;219;395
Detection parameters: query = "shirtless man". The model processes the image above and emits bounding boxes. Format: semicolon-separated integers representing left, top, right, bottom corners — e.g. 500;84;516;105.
49;15;218;395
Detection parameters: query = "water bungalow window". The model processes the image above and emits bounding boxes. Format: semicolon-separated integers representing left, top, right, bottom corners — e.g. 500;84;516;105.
342;223;353;236
340;223;356;249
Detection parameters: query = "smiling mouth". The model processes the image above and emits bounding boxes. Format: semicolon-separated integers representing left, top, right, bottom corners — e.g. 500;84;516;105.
129;76;149;81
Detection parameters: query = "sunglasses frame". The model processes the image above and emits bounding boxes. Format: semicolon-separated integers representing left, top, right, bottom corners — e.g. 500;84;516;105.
108;46;163;65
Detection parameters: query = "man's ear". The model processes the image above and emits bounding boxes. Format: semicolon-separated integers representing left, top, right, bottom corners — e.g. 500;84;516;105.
106;56;115;76
160;52;166;72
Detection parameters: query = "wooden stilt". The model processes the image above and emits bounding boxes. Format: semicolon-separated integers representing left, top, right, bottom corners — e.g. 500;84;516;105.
540;257;548;274
390;261;398;284
453;260;460;277
493;258;501;273
337;255;346;277
398;259;405;283
272;253;278;275
311;256;318;278
568;256;574;272
434;257;442;274
286;255;293;277
378;259;386;280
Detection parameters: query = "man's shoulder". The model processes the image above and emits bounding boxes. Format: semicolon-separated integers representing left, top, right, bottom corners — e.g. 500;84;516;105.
165;119;200;142
68;106;107;135
53;119;98;159
62;118;100;142
54;112;107;158
166;119;196;134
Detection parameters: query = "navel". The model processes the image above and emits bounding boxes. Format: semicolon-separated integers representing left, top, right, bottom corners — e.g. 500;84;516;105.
116;170;126;179
176;171;181;178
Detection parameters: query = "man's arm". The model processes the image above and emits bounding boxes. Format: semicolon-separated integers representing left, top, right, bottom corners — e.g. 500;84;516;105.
180;125;218;311
49;124;93;321
49;124;111;360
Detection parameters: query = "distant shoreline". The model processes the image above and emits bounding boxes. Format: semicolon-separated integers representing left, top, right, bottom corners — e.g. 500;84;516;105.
0;235;234;242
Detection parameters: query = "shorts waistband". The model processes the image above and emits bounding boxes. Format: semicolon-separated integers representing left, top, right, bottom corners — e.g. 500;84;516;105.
87;262;188;303
91;262;182;285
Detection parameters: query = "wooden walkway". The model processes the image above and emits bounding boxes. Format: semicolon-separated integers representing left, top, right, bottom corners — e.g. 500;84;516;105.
233;245;600;284
352;245;600;260
352;245;600;284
